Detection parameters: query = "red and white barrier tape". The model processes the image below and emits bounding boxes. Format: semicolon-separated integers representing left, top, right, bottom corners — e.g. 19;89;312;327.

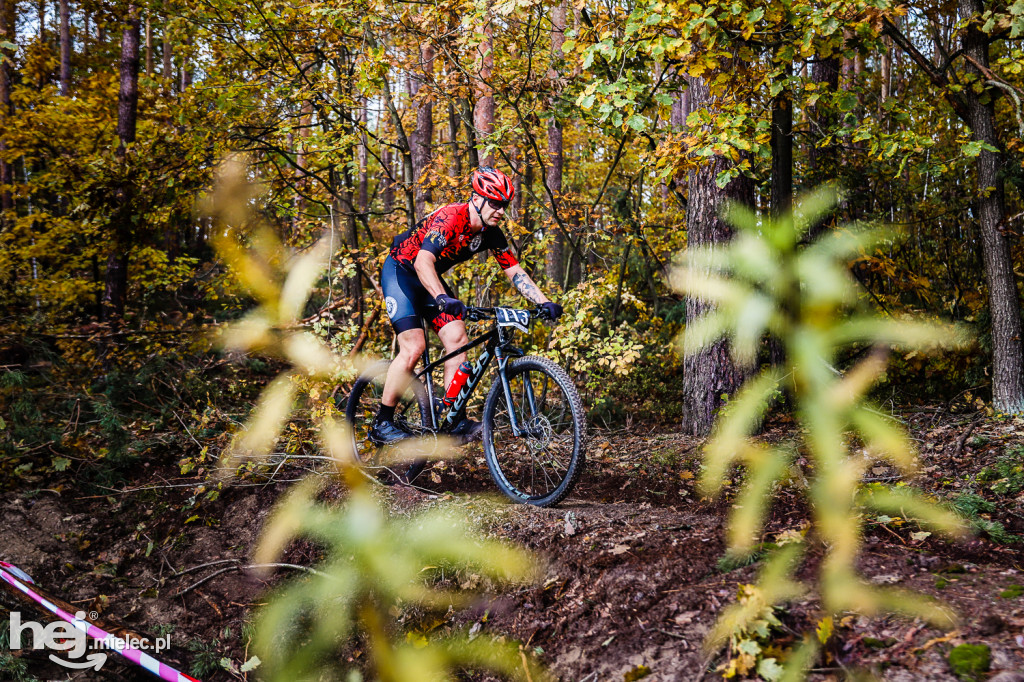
0;561;201;682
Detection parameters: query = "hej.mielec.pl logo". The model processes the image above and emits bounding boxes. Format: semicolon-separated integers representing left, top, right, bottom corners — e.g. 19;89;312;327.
8;610;171;670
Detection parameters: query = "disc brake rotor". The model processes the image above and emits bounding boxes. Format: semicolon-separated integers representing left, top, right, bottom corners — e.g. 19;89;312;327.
524;413;553;451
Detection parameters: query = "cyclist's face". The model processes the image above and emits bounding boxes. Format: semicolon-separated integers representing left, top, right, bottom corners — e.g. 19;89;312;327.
476;195;507;226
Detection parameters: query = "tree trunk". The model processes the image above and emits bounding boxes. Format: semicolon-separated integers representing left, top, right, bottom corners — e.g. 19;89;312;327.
447;101;463;178
103;6;140;324
545;0;566;287
807;56;839;179
770;69;792;220
769;68;792;368
116;11;140;151
382;147;394;214
512;146;523;220
460;97;479;168
380;71;415;231
960;0;1024;412
474;20;494;166
144;10;153;77
522;157;533;233
162;20;172;84
59;0;71;95
0;0;13;216
413;41;434;216
180;34;191;90
806;55;840;241
681;76;749;436
880;38;891;104
358;97;368;233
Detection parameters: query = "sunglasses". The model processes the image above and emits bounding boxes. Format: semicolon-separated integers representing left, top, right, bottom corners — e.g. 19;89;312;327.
484;197;509;210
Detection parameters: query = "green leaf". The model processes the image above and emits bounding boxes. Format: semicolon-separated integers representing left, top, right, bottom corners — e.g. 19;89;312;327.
758;657;784;681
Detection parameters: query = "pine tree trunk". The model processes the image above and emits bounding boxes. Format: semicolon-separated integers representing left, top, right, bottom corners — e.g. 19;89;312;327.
770;69;792;220
806;56;839;241
358;98;368;221
180;34;191;90
413;41;434;216
769;67;792;368
103;6;140;324
59;0;71;95
545;0;566;287
807;56;839;179
474;20;494;166
960;0;1024;413
460;97;479;168
522;158;533;233
448;101;462;177
162;20;172;84
681;76;748;436
144;11;152;77
0;0;13;216
380;71;415;230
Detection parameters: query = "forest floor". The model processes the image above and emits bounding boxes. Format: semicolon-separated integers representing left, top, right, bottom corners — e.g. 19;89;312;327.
3;407;1024;681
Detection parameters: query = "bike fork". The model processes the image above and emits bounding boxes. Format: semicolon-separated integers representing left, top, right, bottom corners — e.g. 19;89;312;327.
496;351;538;437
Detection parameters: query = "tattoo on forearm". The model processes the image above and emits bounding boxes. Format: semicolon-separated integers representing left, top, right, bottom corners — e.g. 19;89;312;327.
512;273;545;304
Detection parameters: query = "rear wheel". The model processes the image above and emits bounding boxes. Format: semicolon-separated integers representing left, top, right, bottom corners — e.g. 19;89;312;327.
482;356;586;507
339;361;432;480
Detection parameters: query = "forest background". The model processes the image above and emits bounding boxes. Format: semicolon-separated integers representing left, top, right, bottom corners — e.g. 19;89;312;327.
2;0;1024;678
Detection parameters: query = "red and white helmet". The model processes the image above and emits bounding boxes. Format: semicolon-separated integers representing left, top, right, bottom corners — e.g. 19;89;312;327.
471;166;515;202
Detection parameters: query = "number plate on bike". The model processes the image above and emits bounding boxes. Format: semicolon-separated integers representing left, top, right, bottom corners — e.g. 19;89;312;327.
495;307;531;333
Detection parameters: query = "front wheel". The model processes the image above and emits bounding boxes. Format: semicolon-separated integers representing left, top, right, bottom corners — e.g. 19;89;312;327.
482;356;587;507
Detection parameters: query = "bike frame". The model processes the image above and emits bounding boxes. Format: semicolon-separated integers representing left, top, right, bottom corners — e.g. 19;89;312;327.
412;311;536;437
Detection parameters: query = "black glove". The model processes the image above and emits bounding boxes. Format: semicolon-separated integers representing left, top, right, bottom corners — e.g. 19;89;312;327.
540;302;563;321
435;294;466;318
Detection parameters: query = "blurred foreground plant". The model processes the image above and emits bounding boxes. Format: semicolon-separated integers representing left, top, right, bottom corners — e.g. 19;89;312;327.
208;156;546;682
672;188;971;677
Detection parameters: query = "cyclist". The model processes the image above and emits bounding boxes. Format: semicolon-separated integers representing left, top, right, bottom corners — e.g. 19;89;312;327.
371;166;564;445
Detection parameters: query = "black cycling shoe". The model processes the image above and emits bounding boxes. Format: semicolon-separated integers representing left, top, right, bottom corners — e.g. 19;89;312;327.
368;419;411;446
450;417;483;444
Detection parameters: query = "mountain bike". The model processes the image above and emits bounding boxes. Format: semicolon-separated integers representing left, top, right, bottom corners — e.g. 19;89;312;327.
340;306;586;507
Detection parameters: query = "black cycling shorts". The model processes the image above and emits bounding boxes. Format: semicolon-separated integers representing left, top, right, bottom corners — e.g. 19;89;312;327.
381;256;462;334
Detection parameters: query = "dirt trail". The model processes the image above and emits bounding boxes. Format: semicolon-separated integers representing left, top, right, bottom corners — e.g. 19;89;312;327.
2;421;1024;681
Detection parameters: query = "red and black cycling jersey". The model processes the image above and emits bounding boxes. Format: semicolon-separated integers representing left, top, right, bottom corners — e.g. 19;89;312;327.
390;203;519;274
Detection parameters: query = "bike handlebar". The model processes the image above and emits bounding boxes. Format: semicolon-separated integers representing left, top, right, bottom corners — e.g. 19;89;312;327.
464;306;551;322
